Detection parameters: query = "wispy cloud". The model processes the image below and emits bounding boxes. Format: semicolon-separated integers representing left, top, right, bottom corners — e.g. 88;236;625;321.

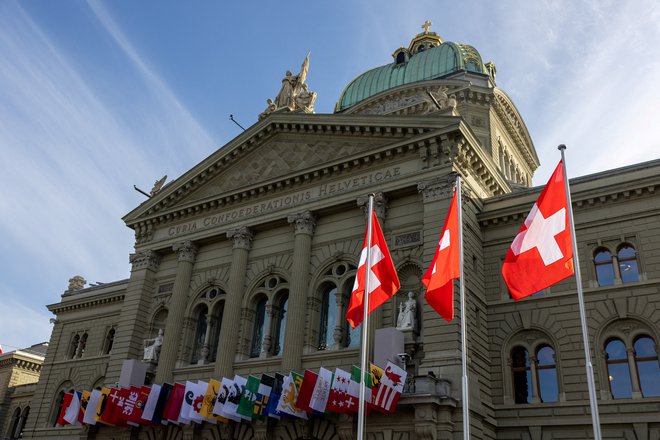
0;1;215;348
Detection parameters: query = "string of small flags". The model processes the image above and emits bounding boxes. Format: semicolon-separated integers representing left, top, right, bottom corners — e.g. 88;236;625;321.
57;361;407;428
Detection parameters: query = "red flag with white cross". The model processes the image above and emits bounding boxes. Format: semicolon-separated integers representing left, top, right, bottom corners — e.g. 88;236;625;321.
346;210;400;328
421;190;460;321
502;161;574;299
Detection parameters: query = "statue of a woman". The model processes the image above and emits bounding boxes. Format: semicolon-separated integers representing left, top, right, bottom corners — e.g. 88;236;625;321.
143;329;164;362
397;292;417;330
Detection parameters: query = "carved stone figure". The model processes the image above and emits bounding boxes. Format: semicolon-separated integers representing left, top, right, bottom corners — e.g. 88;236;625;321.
262;53;317;117
150;175;167;196
143;329;163;362
67;275;86;291
397;291;417;330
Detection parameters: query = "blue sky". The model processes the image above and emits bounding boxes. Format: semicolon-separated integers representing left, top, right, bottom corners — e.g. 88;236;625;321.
1;0;659;351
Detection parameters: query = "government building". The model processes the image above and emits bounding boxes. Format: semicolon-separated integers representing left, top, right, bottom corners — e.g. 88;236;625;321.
5;25;660;440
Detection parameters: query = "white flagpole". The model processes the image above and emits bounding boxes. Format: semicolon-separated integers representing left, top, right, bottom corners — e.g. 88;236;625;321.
357;193;374;440
456;175;470;440
558;145;602;440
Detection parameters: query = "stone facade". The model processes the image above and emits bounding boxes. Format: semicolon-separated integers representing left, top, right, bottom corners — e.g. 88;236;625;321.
17;30;660;440
0;345;45;440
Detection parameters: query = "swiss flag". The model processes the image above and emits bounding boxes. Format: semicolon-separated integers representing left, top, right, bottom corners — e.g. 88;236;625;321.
421;190;460;321
346;210;400;328
502;161;574;300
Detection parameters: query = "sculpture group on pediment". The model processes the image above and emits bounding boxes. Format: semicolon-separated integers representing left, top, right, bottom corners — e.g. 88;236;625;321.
260;53;317;119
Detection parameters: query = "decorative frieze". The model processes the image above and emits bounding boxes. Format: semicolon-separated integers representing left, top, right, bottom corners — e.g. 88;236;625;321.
418;174;457;202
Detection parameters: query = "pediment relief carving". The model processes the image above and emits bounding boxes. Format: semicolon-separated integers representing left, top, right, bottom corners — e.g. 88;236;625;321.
183;135;391;205
348;83;465;116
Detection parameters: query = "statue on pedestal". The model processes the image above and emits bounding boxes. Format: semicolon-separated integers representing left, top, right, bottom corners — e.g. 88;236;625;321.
260;53;317;118
143;329;163;363
397;291;418;330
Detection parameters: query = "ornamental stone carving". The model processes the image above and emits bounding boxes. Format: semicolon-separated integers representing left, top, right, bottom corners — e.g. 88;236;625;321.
227;227;253;250
288;211;316;235
357;192;388;220
261;53;317;118
418;174;456;202
129;250;161;271
173;240;198;263
67;275;86;292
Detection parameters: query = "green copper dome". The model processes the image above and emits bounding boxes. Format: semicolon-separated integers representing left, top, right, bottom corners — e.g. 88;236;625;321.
336;41;488;112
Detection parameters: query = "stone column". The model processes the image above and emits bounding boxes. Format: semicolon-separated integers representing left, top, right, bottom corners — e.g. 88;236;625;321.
104;250;161;385
261;303;275;358
529;356;540;404
333;292;347;349
357;194;388;358
155;240;198;383
214;227;253;377
627;348;643;398
282;211;316;372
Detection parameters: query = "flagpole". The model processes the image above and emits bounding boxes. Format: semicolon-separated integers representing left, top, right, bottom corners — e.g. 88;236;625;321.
357;194;374;440
456;175;470;440
558;145;602;440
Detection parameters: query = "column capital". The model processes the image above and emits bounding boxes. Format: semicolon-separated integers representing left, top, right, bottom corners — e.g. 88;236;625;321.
357;192;388;220
288;211;316;236
129;250;160;271
227;227;253;250
173;240;198;263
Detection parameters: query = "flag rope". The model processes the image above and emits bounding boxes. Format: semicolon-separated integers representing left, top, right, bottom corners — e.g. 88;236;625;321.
456;175;470;440
357;193;374;440
559;145;602;440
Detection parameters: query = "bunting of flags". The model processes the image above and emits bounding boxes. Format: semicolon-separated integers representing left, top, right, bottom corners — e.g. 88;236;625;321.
55;361;407;429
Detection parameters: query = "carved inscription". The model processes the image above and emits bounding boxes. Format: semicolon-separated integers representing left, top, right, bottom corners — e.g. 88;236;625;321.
157;166;404;240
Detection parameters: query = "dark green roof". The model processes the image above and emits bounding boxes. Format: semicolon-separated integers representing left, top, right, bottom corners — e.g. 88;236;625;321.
336;41;488;112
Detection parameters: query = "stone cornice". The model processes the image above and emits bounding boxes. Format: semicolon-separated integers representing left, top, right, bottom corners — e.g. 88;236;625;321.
0;356;42;372
48;293;125;315
492;88;538;170
478;162;660;227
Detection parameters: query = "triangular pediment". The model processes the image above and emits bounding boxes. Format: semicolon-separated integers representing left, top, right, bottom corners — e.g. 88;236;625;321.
123;113;466;227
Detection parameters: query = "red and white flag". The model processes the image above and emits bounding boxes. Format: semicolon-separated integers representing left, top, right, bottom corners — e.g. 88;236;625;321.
372;361;407;413
346;210;400;328
421;190;460;321
502;161;574;300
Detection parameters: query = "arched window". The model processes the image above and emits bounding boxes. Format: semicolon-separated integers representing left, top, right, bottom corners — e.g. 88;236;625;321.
536;345;558;403
76;333;88;358
16;406;29;439
511;346;532;403
68;334;80;359
191;305;208;364
103;328;115;354
250;297;267;358
210;301;224;361
605;338;632;399
319;285;339;350
617;245;639;283
8;408;20;439
272;293;288;356
633;335;660;397
395;51;406;65
594;248;615;286
51;390;66;426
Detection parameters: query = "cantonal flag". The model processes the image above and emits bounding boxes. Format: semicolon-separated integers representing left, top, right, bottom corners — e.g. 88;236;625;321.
421;189;460;321
373;361;407;413
309;367;333;414
58;392;75;426
295;369;318;413
346;210;401;328
83;389;102;425
326;368;351;413
502;161;574;300
265;373;285;419
140;383;161;423
126;386;150;426
162;382;185;424
218;377;241;422
152;382;173;424
237;375;260;419
188;381;212;424
345;365;372;413
77;390;91;425
178;381;196;424
200;379;228;424
276;372;307;419
94;387;117;426
253;374;274;419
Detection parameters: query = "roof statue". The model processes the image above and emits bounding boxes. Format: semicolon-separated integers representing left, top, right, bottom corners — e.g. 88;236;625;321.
260;53;316;119
150;175;167;196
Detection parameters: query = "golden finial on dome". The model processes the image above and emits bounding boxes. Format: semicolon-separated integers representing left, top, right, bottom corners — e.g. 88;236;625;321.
422;20;432;34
